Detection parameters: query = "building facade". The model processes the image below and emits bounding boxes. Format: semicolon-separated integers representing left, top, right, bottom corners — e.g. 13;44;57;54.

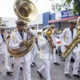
28;14;43;29
0;17;17;32
43;9;80;30
0;9;80;32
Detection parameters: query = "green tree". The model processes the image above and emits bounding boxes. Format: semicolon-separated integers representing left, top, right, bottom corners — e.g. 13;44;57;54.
0;17;2;24
0;24;6;27
66;0;80;13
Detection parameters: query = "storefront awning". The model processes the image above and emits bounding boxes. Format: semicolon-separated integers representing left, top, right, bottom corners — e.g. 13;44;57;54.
48;16;79;23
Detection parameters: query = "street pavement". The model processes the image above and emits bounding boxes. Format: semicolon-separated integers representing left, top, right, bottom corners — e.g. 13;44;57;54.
0;54;80;80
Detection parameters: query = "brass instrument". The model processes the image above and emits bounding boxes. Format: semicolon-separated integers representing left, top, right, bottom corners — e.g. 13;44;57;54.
44;27;55;53
14;0;38;22
8;34;35;57
8;0;38;57
62;17;80;58
44;28;53;36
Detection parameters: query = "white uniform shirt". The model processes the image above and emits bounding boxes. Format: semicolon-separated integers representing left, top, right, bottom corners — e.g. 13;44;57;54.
9;29;37;62
78;44;80;51
38;35;51;59
60;28;78;53
0;33;7;54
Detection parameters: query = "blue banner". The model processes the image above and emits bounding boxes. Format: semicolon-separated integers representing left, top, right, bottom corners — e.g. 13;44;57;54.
61;9;79;18
61;10;70;18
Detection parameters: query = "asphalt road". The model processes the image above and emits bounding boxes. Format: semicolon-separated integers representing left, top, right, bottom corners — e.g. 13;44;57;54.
0;54;80;80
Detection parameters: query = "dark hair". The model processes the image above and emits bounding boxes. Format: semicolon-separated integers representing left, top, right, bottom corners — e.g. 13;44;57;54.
1;28;5;31
43;28;47;31
44;35;47;40
70;22;76;25
16;21;25;26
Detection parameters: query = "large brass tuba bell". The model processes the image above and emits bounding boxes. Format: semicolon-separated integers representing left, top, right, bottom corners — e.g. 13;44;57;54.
8;0;38;57
14;0;38;22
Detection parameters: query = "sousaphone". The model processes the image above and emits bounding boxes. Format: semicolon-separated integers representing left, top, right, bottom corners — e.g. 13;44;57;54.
8;0;38;57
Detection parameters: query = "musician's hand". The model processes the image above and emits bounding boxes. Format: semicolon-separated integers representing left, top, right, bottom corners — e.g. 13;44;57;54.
64;45;70;49
7;35;10;39
47;36;52;42
48;36;52;39
19;41;25;47
52;45;56;48
3;39;5;42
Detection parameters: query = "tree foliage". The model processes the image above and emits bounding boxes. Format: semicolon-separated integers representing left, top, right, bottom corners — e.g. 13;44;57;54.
0;17;2;24
66;0;80;13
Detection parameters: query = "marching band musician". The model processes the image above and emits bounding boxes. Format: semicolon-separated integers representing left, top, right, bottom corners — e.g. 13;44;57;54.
78;43;80;71
50;25;60;65
30;26;39;67
9;20;37;80
0;26;13;76
60;20;80;78
77;17;80;72
37;25;55;80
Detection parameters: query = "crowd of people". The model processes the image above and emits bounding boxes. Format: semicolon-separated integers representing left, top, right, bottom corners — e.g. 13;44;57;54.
0;17;80;80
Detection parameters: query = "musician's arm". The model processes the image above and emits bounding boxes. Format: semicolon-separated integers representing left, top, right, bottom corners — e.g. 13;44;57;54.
59;29;67;45
0;35;4;44
52;35;57;46
0;39;3;44
9;34;20;49
38;37;47;48
28;28;37;38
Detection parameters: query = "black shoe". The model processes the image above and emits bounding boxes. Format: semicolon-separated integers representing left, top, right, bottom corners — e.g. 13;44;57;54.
73;74;80;78
65;74;71;78
10;55;13;58
31;64;35;67
32;62;36;67
78;70;80;72
54;62;60;65
7;71;13;76
3;61;4;63
37;71;43;79
60;57;65;61
12;64;14;68
20;67;23;70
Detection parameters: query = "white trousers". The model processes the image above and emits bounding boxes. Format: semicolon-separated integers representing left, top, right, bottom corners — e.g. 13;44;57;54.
31;51;35;64
31;43;38;64
11;57;23;68
38;59;51;80
64;52;80;75
78;51;80;61
2;49;11;72
13;60;31;80
52;48;57;63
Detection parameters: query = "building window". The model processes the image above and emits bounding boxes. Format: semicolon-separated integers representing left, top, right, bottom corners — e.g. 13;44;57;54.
38;24;42;29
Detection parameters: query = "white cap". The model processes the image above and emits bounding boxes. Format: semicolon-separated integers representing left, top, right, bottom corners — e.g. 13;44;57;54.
42;25;50;31
29;25;35;28
0;24;6;28
68;20;76;24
